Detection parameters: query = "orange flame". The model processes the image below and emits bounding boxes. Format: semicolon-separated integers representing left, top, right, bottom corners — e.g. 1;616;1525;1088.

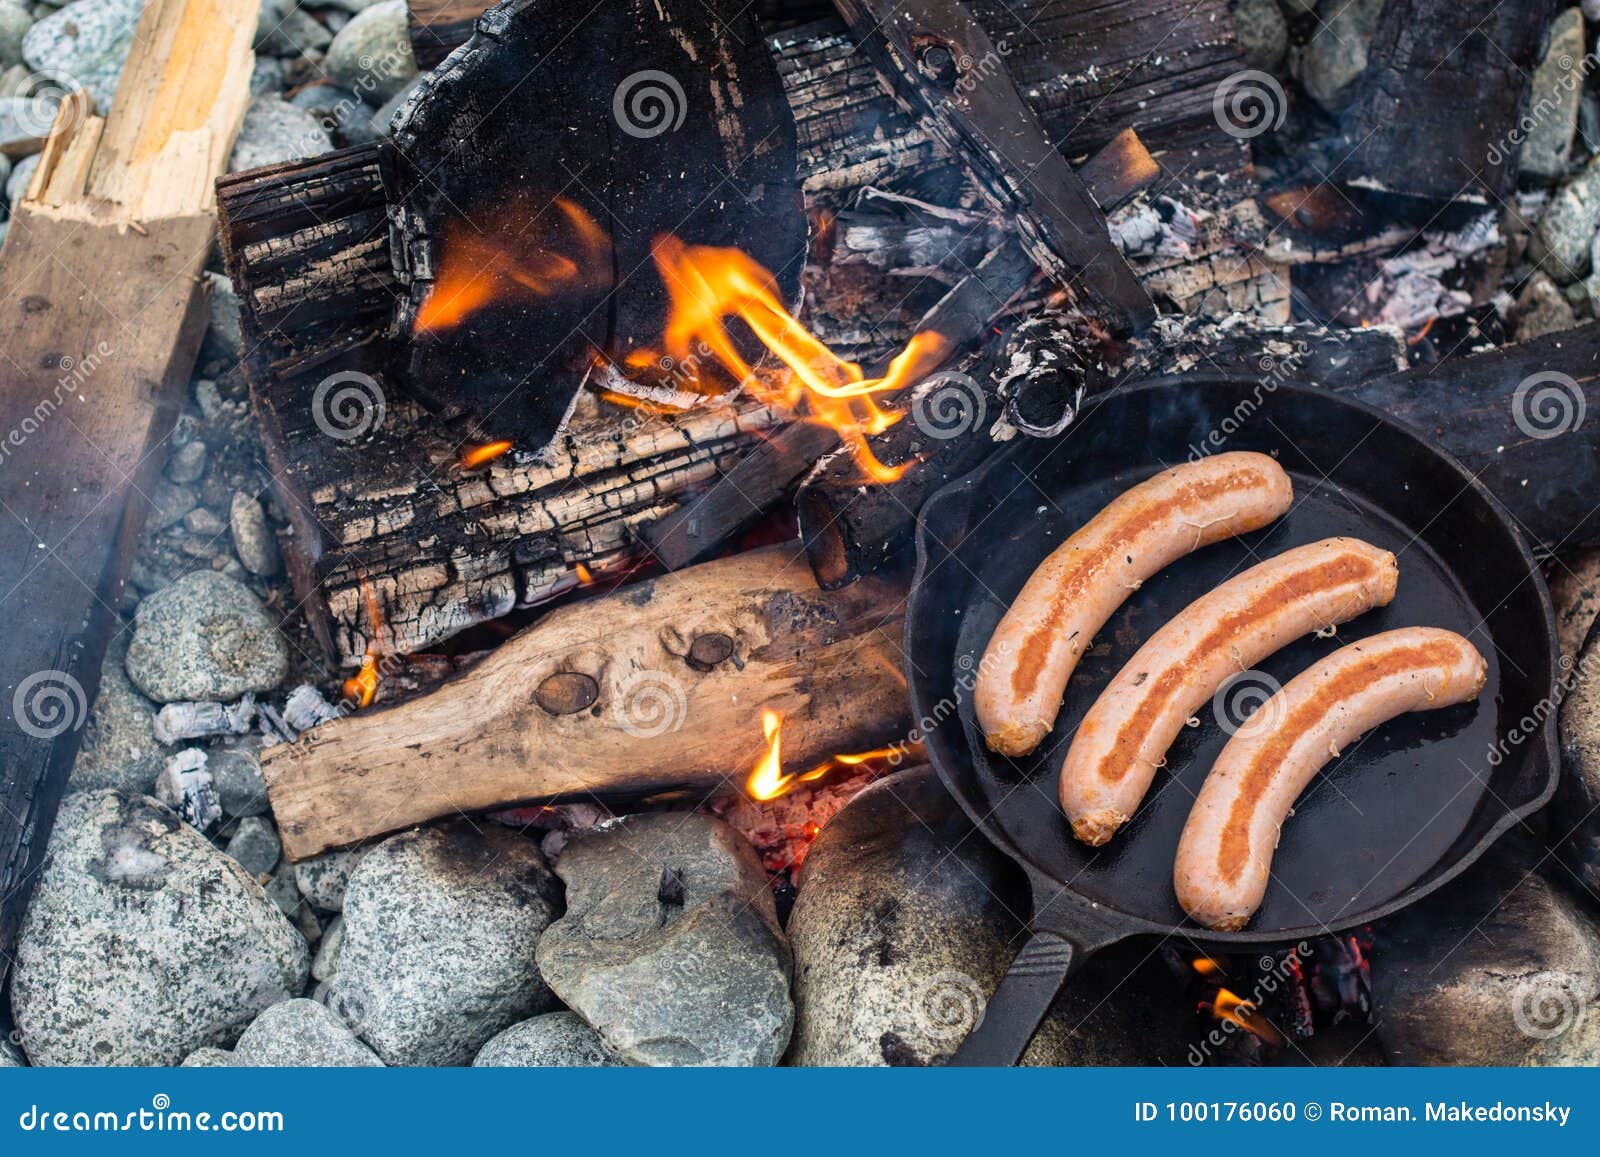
459;439;513;469
745;711;923;801
341;577;385;709
574;562;594;584
415;197;610;332
649;235;947;483
1205;988;1286;1047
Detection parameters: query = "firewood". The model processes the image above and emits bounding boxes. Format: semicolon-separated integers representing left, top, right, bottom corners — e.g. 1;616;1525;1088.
1340;0;1560;204
262;545;911;859
0;0;259;975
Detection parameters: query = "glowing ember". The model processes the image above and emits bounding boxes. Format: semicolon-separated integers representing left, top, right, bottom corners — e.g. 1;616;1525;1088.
574;562;594;584
414;196;610;332
341;577;385;709
459;439;513;469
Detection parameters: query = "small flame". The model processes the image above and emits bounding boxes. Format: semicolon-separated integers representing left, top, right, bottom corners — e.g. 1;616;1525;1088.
745;711;923;801
574;562;594;584
1203;988;1286;1047
415;197;610;332
747;709;786;801
459;440;514;469
341;577;385;709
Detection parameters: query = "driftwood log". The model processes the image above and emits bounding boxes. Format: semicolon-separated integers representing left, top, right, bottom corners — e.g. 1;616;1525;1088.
0;0;259;975
263;544;911;859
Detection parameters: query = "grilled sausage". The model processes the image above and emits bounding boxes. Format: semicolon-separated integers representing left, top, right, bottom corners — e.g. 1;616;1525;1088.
975;452;1294;758
1058;538;1398;846
1174;627;1488;931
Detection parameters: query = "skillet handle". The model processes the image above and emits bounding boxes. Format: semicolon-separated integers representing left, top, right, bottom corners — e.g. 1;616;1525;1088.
949;930;1081;1066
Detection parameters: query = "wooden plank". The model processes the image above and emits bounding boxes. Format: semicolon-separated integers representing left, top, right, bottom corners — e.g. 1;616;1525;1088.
0;0;259;977
262;544;911;859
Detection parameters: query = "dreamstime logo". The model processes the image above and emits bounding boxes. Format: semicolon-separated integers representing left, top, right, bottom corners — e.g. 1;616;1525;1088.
1512;370;1585;441
613;669;688;738
13;669;88;739
11;70;81;139
911;371;986;440
1212;670;1286;739
613;70;687;139
1512;972;1586;1040
312;371;386;441
909;970;986;1044
1212;70;1287;140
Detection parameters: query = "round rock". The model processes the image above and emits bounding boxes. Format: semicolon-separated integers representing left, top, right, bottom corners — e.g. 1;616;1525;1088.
230;492;282;576
11;791;309;1066
229;999;383;1066
68;631;171;795
327;824;563;1065
0;3;32;70
1298;0;1384;112
293;846;366;911
225;815;281;878
1520;7;1586;182
209;746;269;818
473;1011;625;1067
324;0;417;104
1229;0;1286;72
537;812;793;1067
125;571;289;703
22;0;141;111
228;94;334;172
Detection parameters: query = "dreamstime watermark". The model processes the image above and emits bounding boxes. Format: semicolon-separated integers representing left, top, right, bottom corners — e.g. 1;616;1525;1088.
1511;971;1588;1041
1486;46;1600;169
1486;645;1595;769
1186;343;1308;461
613;70;687;139
11;669;88;740
16;1094;283;1134
0;340;116;469
612;669;690;738
300;43;418;150
1212;70;1287;140
312;370;386;441
911;370;987;440
908;970;987;1044
1186;945;1310;1065
1511;369;1586;441
1212;670;1287;740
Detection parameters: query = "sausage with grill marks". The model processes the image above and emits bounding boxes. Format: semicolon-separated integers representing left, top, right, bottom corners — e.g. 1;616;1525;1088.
1174;627;1488;932
1059;537;1399;846
975;452;1294;758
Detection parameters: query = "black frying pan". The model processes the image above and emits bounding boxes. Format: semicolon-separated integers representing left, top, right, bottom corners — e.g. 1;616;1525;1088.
906;376;1560;1066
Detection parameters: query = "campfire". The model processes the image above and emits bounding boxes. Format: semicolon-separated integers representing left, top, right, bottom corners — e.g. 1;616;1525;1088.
5;0;1600;1075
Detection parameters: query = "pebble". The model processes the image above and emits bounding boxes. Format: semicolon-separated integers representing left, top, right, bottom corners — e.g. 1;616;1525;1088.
230;492;282;576
226;999;382;1066
537;812;793;1067
145;478;198;531
328;824;562;1065
182;507;228;537
228;94;334;172
125;571;290;703
324;0;417;105
1531;154;1600;281
165;439;207;484
0;3;30;69
22;0;142;112
311;913;342;981
1230;0;1287;73
1512;271;1581;341
1298;0;1385;112
250;55;284;94
10;791;309;1066
68;631;171;795
5;147;32;203
255;0;331;58
180;1047;232;1067
226;815;282;877
1521;7;1586;182
473;1012;624;1067
293;845;366;911
209;746;270;818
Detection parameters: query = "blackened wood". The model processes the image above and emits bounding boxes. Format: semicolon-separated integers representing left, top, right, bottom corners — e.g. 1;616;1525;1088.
1341;0;1559;204
387;0;806;454
830;0;1153;334
1338;324;1600;553
406;0;486;69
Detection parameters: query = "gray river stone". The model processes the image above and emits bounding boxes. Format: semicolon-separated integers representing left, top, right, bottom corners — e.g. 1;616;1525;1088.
228;94;333;172
1521;7;1586;181
537;812;793;1066
473;1011;625;1067
1372;851;1600;1065
10;791;309;1066
21;0;139;111
323;0;415;104
1531;153;1600;281
1298;0;1385;112
230;999;383;1066
68;631;170;795
293;845;366;911
786;765;1188;1066
328;824;562;1065
125;571;289;703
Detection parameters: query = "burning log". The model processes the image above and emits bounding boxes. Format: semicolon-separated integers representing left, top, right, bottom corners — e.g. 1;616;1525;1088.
1339;1;1561;205
262;544;911;860
0;0;259;976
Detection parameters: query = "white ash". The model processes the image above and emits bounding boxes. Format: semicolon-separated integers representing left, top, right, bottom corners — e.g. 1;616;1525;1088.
281;683;344;733
152;694;256;744
1108;195;1200;262
1365;211;1501;330
154;749;222;832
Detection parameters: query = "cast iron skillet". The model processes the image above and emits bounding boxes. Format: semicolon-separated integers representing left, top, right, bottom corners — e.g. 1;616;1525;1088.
906;376;1559;1066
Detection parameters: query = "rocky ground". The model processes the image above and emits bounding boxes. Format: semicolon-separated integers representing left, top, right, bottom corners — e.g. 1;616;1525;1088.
6;0;1600;1068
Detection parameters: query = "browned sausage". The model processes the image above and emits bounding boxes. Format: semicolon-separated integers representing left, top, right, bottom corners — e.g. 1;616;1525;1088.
975;452;1294;757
